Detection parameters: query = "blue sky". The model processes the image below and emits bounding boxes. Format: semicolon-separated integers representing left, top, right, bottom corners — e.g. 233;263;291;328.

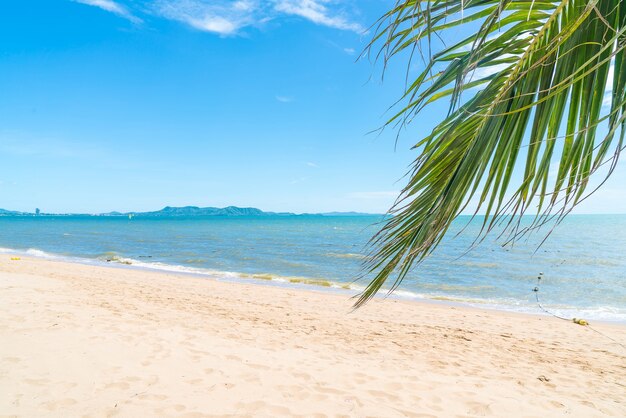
1;0;624;214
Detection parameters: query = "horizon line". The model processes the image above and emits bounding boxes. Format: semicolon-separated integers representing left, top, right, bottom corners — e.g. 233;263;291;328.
1;205;625;217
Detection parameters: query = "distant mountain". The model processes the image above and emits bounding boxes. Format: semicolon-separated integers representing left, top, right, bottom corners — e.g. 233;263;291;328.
0;206;381;217
127;206;283;217
0;209;28;216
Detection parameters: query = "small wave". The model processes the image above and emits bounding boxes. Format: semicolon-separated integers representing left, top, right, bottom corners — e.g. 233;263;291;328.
97;254;131;265
0;247;60;259
25;248;58;259
245;273;342;289
393;289;426;299
99;256;248;282
529;305;626;323
434;294;626;323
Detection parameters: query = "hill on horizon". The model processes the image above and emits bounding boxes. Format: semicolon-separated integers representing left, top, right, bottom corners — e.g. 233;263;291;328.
0;206;381;217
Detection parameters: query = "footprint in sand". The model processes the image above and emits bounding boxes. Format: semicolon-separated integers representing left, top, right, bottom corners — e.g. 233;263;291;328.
247;363;271;371
549;400;566;408
137;393;168;401
366;389;400;401
203;368;224;376
43;398;77;411
104;381;130;390
24;378;51;386
579;400;596;408
466;401;492;416
178;412;211;418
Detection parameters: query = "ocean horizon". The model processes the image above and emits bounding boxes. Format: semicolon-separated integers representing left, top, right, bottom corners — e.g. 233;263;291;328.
1;213;624;322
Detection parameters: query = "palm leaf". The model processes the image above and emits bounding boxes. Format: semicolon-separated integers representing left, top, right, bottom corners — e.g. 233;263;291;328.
356;0;626;307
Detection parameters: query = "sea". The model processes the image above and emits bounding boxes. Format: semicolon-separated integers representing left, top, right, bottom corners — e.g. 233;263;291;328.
1;214;625;322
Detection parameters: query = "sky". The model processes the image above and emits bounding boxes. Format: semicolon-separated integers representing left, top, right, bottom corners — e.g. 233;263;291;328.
1;0;625;215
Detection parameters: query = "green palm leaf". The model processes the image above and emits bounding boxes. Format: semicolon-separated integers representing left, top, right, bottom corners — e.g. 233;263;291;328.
357;0;626;307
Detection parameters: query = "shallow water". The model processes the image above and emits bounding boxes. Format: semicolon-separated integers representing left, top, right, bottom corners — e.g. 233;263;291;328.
1;214;624;321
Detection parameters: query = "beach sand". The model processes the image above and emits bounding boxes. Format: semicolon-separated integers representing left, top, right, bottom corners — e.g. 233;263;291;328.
1;255;624;417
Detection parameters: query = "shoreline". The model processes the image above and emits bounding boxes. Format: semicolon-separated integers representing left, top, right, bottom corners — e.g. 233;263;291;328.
1;246;623;325
2;255;625;416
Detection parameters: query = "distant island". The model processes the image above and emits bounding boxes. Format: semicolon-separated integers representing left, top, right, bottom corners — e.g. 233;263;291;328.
0;206;381;217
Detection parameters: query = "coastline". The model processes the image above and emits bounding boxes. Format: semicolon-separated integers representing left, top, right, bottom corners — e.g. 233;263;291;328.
2;255;625;417
1;246;623;324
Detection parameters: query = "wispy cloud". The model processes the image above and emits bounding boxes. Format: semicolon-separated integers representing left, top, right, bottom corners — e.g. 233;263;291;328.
153;0;259;35
275;95;294;103
274;0;364;33
306;161;318;167
74;0;142;23
72;1;363;36
343;47;355;55
466;62;511;82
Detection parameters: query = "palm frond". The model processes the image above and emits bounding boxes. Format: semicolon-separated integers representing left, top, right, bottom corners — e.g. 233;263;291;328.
356;0;626;307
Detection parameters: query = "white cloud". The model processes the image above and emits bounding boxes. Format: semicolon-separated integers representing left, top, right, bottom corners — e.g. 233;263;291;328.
151;0;362;35
233;0;257;12
464;61;513;84
72;0;363;36
74;0;142;23
275;95;294;103
343;47;355;55
274;0;364;33
461;33;532;85
153;0;258;35
347;191;399;199
306;161;318;167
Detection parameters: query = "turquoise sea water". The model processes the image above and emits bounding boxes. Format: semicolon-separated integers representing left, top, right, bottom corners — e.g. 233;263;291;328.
0;215;625;321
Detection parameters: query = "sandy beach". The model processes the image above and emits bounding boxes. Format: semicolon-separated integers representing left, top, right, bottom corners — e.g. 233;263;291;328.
1;255;624;417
